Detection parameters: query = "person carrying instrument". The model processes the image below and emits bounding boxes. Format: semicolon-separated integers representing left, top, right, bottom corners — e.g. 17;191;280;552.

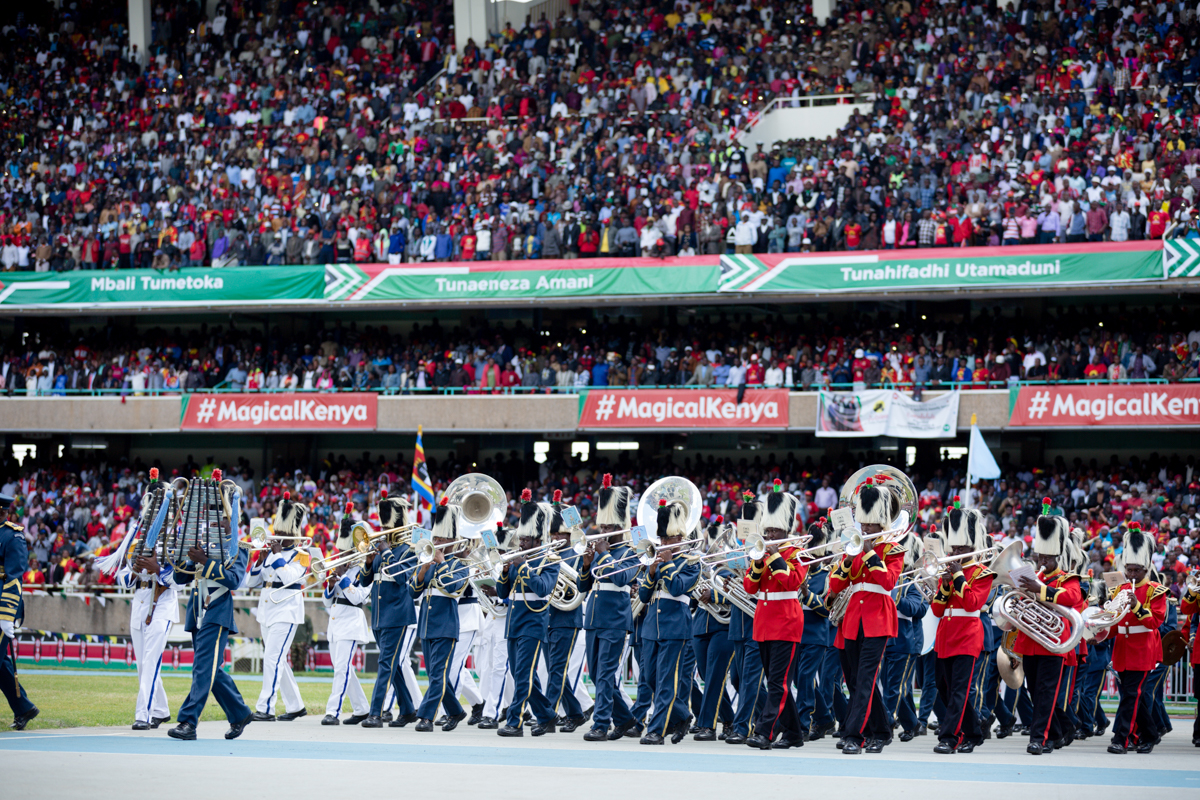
249;492;309;723
116;470;177;731
358;493;419;728
440;582;485;730
477;523;512;730
929;503;995;754
169;480;253;741
723;494;764;746
580;474;639;742
690;514;735;741
743;484;807;750
882;527;925;743
0;494;38;731
546;491;591;733
1056;527;1091;745
1078;563;1113;740
1012;504;1081;755
1106;523;1168;754
1179;568;1200;746
638;500;700;745
320;524;373;726
827;478;905;755
411;499;471;732
796;516;841;742
496;493;560;737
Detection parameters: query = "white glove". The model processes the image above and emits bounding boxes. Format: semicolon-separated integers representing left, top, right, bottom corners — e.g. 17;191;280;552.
0;620;14;638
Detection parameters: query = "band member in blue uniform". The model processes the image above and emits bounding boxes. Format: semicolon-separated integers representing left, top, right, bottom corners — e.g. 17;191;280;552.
797;516;835;741
497;492;560;736
724;494;764;745
691;515;736;741
580;474;639;742
248;493;309;723
412;499;471;731
638;500;701;745
546;491;589;732
0;494;38;730
169;493;253;740
357;494;419;728
882;529;926;741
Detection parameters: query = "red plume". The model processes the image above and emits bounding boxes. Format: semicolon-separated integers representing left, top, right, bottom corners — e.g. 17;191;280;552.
212;469;222;481
283;490;291;500
715;515;724;524
658;498;667;507
520;488;532;503
344;502;355;514
601;473;612;488
149;468;159;480
439;496;449;507
552;489;563;503
1043;496;1052;505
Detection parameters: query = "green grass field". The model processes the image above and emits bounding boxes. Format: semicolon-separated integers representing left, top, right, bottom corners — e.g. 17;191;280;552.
13;671;381;731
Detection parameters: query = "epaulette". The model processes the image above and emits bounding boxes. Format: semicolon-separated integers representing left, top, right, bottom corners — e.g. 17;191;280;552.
1147;583;1169;601
971;565;996;580
3;521;23;532
876;541;906;558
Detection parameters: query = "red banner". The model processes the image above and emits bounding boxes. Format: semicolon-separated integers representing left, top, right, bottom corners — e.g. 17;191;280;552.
1009;385;1200;427
579;389;789;429
181;393;378;430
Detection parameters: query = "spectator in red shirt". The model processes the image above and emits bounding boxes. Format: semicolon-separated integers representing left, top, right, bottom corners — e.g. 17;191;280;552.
745;355;765;385
844;221;862;250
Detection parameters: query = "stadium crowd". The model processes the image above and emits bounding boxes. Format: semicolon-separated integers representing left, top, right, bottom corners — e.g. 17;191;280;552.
5;448;1200;594
4;303;1200;395
4;0;1200;271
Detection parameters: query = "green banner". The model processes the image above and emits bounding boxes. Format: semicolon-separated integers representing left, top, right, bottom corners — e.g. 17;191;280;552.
0;266;325;308
327;259;721;302
720;242;1164;294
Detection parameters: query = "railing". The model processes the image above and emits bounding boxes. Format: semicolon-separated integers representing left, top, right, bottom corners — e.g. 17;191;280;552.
735;92;876;141
5;377;1190;398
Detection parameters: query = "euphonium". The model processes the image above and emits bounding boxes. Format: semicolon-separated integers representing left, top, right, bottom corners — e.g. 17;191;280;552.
1081;572;1135;642
690;563;731;625
549;560;583;612
989;540;1084;655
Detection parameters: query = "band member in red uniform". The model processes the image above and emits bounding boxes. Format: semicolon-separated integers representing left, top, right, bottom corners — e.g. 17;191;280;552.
1107;523;1168;754
1179;569;1200;747
827;480;905;755
929;502;994;754
743;485;807;751
1012;503;1081;755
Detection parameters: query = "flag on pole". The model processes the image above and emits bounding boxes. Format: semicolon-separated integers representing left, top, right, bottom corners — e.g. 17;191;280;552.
967;421;1001;481
411;425;435;512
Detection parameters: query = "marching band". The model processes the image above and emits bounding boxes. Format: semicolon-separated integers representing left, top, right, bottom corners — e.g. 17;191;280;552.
3;465;1200;757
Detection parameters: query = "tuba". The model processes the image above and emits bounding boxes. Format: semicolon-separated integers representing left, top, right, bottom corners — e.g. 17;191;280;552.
637;476;703;542
989;540;1084;655
443;473;506;538
167;470;241;575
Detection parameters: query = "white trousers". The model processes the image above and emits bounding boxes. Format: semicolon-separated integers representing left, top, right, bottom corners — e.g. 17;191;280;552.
256;621;303;715
325;640;370;716
383;625;421;712
131;618;170;723
444;629;483;713
477;614;511;718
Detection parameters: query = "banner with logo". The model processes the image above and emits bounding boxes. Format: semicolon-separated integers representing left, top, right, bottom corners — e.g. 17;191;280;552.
578;389;789;429
180;393;377;430
324;258;721;302
721;241;1162;294
1008;385;1200;427
0;266;324;309
816;390;960;438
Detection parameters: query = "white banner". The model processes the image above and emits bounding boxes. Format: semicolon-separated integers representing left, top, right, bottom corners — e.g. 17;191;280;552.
815;390;959;439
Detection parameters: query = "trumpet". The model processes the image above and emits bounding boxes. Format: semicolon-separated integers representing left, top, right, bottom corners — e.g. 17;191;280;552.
696;532;811;567
1186;568;1200;595
1081;573;1135;642
486;539;565;574
415;537;472;565
569;528;630;555
606;537;700;570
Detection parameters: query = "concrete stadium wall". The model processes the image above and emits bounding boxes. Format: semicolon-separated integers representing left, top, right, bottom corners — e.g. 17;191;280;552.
22;594;329;639
0;391;1012;434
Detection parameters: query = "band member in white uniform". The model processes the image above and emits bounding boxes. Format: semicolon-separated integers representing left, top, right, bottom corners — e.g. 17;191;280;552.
321;514;374;725
443;585;485;724
249;494;310;721
476;590;512;728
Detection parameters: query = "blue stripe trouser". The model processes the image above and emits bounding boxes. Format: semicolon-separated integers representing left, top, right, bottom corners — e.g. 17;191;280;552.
177;624;250;727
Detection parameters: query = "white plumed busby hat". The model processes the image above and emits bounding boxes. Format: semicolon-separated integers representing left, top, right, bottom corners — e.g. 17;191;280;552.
596;473;631;528
432;499;461;540
1034;498;1067;557
515;490;552;546
1122;522;1154;569
335;502;357;551
654;499;690;541
942;499;972;548
762;479;799;535
379;492;411;531
854;479;900;528
806;514;833;558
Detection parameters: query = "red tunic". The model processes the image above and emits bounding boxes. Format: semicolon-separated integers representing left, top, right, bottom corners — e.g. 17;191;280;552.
1013;568;1083;659
827;541;905;647
930;562;995;658
744;545;806;643
1180;588;1200;667
1110;579;1167;672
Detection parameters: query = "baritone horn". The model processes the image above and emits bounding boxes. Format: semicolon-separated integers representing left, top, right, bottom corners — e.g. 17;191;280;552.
443;473;506;537
989;540;1084;654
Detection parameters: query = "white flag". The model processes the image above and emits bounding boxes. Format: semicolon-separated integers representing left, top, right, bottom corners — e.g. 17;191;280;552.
968;425;1001;480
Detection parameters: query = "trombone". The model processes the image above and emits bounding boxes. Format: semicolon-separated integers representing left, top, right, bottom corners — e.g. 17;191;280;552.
605;537;701;570
695;532;812;567
568;528;631;555
893;546;999;593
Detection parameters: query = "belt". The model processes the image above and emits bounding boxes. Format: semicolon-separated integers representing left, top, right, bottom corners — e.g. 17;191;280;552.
897;612;912;621
653;591;690;605
509;592;548;602
458;597;479;605
594;582;626;592
759;591;799;602
848;583;891;598
1117;625;1151;635
429;587;458;600
269;581;288;589
946;609;981;618
334;597;358;607
138;580;154;590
